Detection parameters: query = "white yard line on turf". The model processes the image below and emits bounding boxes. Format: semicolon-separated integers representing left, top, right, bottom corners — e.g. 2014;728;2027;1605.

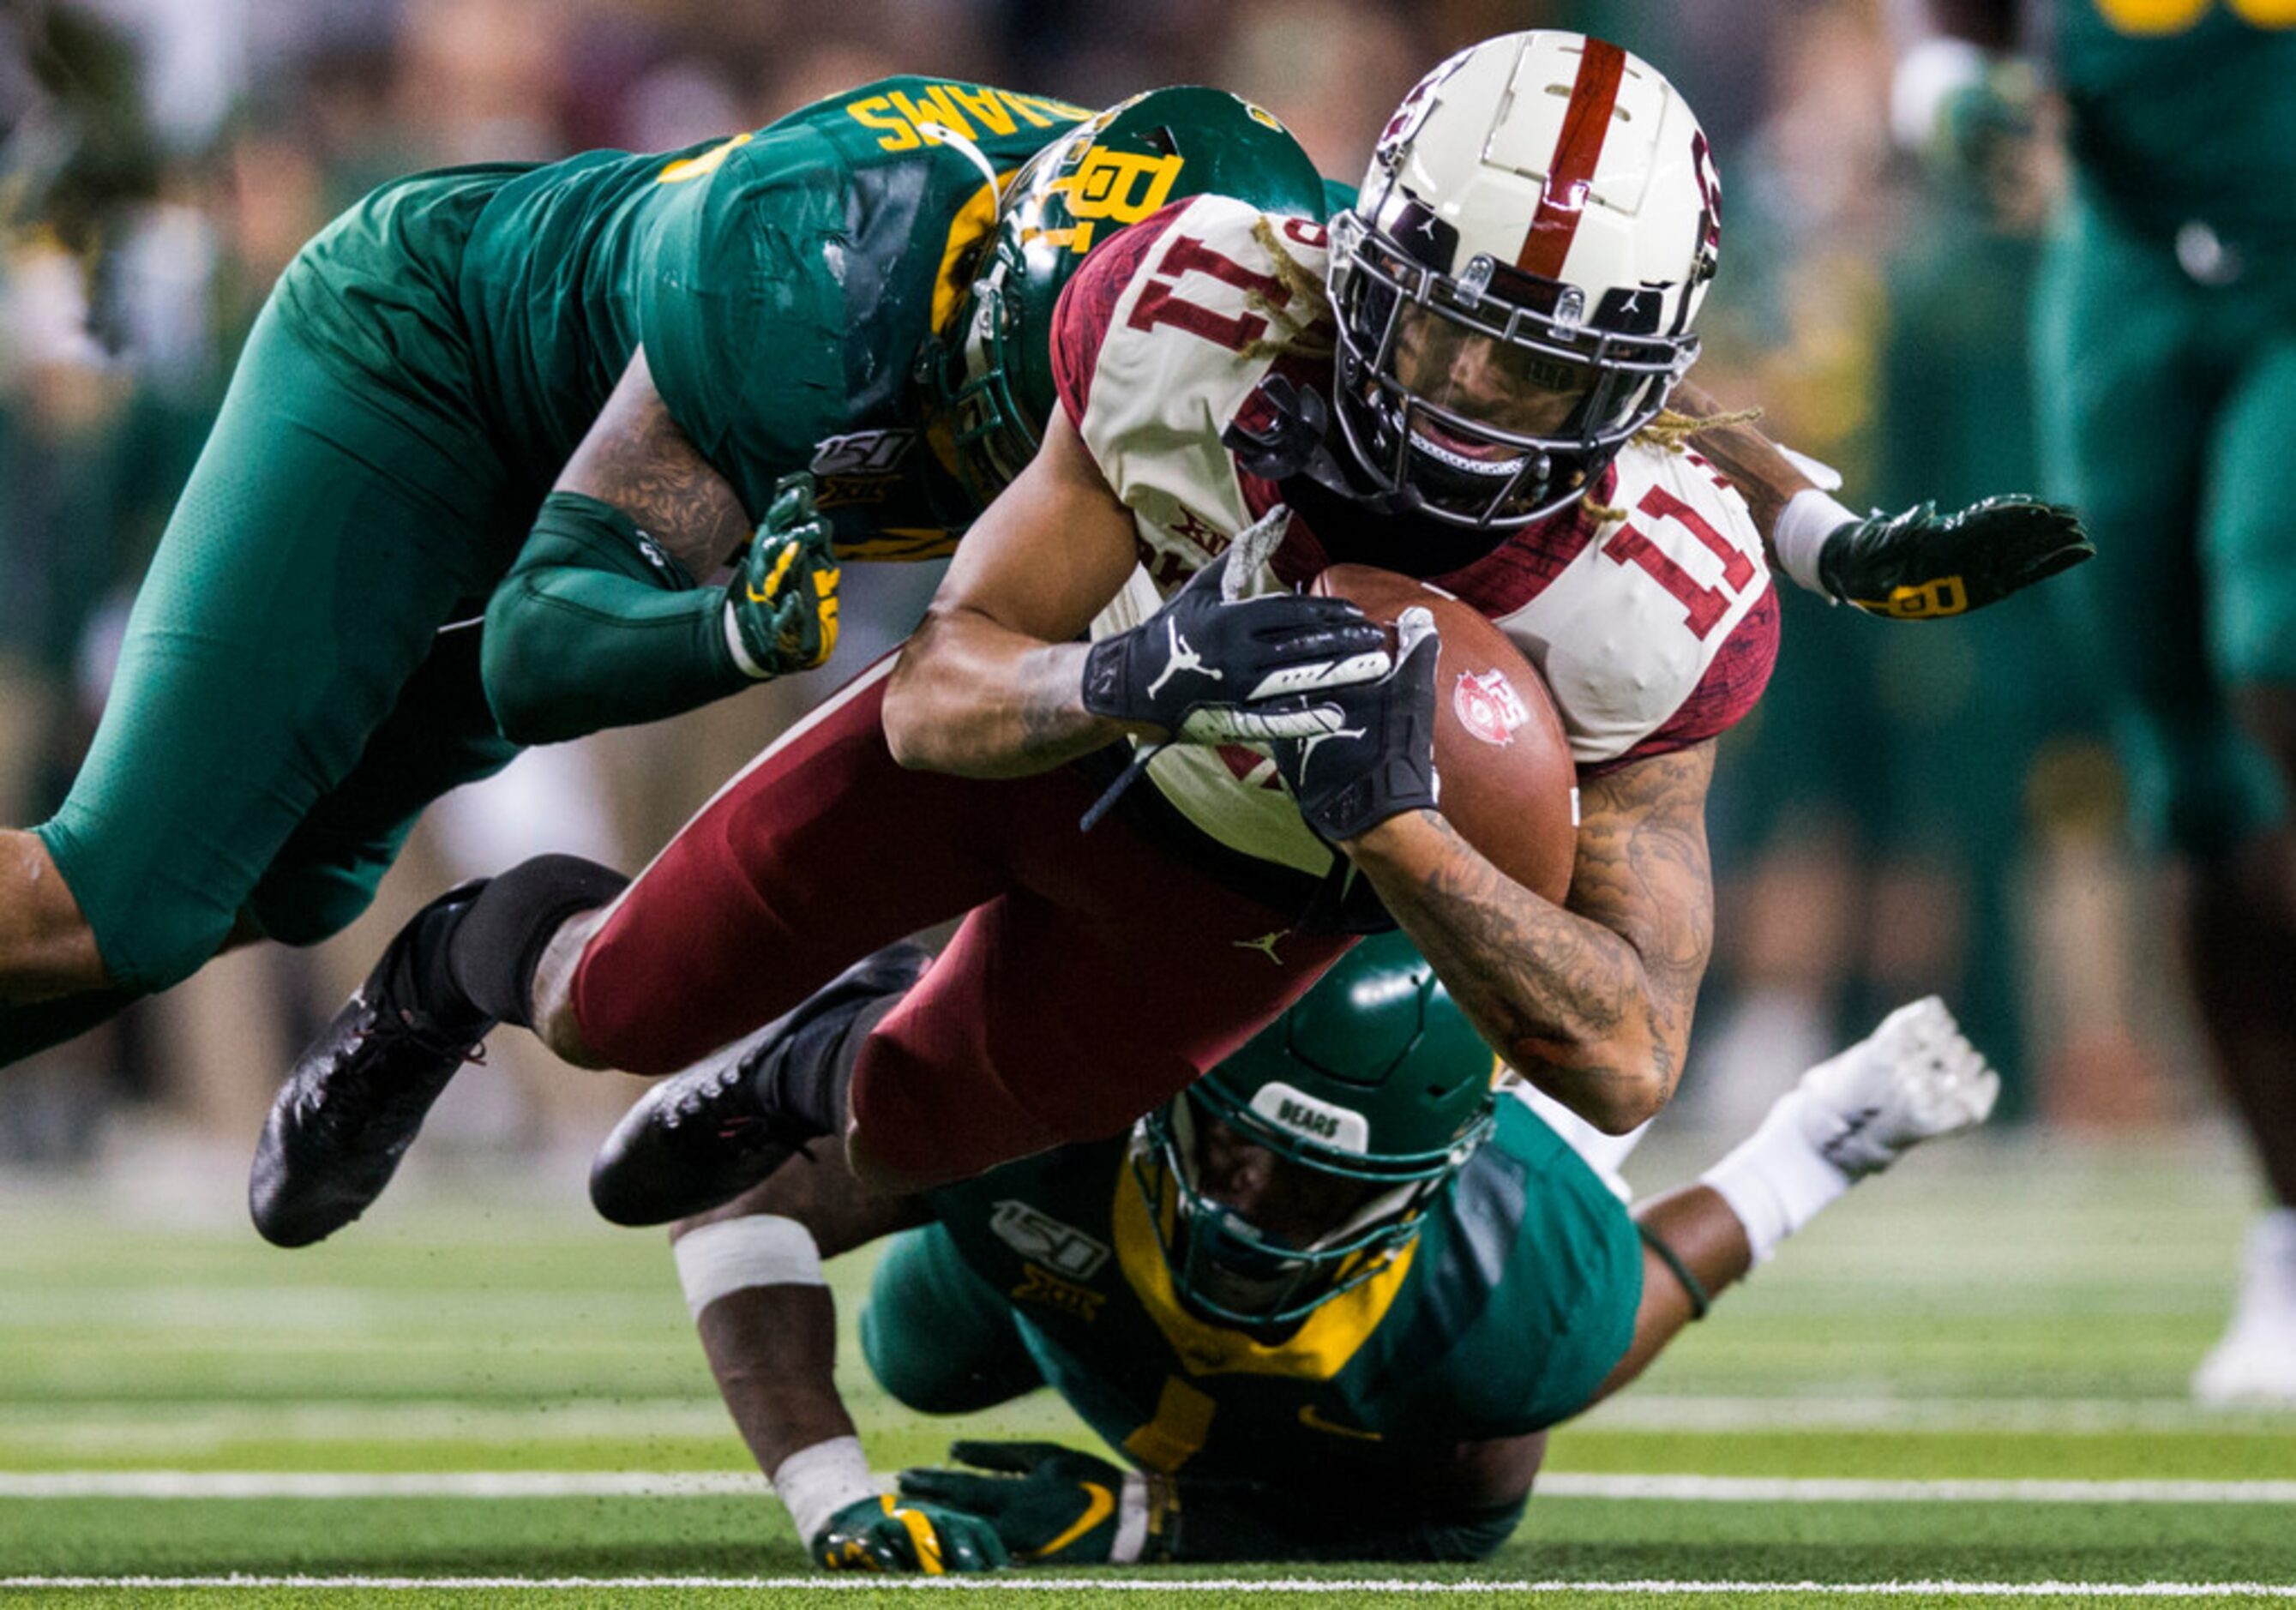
3;1472;2295;1503
3;1577;2296;1595
10;1396;2288;1444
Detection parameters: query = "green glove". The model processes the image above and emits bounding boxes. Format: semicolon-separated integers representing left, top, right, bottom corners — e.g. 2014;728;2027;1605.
899;1440;1145;1565
724;472;840;679
810;1492;1009;1574
1818;495;2094;621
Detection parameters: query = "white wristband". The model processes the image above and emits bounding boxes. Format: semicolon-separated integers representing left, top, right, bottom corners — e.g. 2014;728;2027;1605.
1773;487;1861;599
772;1433;877;1546
674;1215;824;1319
724;598;771;680
1109;1470;1152;1564
1891;37;1992;153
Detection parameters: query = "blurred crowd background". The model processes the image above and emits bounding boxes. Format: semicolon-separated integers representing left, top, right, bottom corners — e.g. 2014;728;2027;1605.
0;0;2197;1175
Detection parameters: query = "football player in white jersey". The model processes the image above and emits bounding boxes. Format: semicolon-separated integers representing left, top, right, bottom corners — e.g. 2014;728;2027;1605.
255;35;2082;1243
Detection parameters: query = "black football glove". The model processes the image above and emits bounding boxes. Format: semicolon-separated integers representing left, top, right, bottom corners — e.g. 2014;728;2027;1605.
724;472;840;678
1082;507;1389;744
1272;605;1441;844
898;1442;1142;1565
1817;494;2093;621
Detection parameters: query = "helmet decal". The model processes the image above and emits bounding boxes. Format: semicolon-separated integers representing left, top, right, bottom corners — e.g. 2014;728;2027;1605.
1131;933;1498;1332
1516;37;1627;279
1325;32;1718;531
920;85;1329;513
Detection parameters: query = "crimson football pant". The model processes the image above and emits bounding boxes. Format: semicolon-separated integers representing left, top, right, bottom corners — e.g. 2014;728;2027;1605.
570;657;1355;1187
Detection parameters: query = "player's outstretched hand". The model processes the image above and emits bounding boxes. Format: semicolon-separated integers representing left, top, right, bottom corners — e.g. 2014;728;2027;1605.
898;1441;1134;1565
810;1492;1010;1574
1081;505;1391;744
1818;495;2093;621
1272;605;1442;844
724;472;841;679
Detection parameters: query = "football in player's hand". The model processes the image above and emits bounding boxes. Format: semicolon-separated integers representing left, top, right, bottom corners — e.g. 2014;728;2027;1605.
1311;565;1578;903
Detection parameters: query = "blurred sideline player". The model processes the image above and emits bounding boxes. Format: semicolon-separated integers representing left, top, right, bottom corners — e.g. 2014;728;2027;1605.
256;33;2081;1247
1898;0;2296;1403
658;937;1996;1571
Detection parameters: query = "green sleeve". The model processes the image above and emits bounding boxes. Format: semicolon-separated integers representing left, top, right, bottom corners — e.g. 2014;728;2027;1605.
481;492;746;745
1165;1477;1522;1563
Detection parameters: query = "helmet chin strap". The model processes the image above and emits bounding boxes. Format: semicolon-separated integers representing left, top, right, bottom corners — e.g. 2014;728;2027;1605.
1222;375;1535;580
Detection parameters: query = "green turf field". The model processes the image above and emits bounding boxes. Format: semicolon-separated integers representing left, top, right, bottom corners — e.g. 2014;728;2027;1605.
3;1129;2293;1607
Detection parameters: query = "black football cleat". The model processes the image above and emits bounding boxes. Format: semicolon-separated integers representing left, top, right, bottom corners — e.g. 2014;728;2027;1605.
249;882;495;1247
588;940;934;1227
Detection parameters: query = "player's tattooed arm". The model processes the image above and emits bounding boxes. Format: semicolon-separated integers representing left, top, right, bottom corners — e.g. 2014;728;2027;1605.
676;1145;931;1478
1347;742;1716;1133
886;408;1158;777
558;346;753;578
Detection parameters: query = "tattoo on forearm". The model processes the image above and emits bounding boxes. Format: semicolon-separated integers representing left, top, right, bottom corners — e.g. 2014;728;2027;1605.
1379;744;1716;1110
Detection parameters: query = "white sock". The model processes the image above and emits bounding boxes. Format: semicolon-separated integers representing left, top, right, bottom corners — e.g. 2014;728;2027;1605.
1699;1087;1854;1264
2240;1207;2296;1315
1772;487;1861;598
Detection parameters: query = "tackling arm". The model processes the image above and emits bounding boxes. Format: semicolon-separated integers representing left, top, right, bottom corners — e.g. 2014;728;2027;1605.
482;349;838;742
1343;744;1717;1134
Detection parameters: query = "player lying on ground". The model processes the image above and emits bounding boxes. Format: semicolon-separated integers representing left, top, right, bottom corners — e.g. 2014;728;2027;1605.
645;937;1997;1571
251;32;2079;1248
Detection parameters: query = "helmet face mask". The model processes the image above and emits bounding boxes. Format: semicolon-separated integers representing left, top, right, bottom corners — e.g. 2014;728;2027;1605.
917;87;1330;512
1325;32;1721;531
1131;934;1500;1334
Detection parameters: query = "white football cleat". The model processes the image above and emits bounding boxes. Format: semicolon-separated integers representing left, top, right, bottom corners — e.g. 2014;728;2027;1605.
2192;1209;2296;1407
1794;996;2000;1178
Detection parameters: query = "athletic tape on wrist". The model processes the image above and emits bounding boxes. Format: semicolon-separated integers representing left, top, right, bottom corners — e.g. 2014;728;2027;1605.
1773;487;1860;598
724;598;772;680
674;1215;825;1319
1109;1471;1151;1564
771;1433;876;1547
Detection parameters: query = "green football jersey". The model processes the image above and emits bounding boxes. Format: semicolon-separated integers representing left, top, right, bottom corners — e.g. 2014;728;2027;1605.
923;1094;1642;1481
279;77;1087;561
2054;1;2296;249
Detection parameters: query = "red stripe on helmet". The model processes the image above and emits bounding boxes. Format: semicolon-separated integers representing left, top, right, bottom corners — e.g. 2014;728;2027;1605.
1516;38;1626;281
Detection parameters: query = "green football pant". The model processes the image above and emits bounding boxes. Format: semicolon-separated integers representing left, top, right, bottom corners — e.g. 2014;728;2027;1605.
862;1224;1047;1415
2035;185;2296;857
29;296;527;1000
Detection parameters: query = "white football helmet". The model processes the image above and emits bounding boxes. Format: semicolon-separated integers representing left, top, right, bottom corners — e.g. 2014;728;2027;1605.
1328;32;1722;528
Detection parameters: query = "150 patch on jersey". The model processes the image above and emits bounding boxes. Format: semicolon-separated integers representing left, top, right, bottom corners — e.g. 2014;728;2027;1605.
991;1198;1111;1280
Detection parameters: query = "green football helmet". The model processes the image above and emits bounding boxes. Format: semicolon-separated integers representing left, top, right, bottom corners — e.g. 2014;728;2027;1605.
917;85;1329;509
1133;933;1499;1332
